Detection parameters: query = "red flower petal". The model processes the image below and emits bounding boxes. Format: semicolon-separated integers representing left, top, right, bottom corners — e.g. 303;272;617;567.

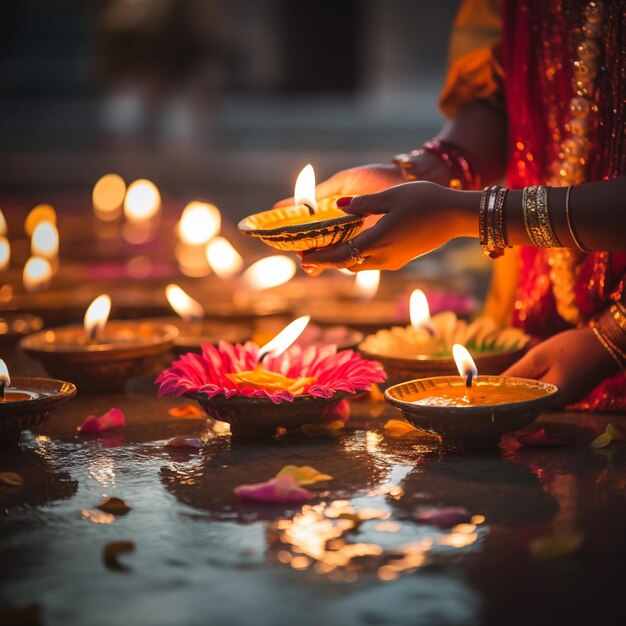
234;475;313;503
77;408;125;433
517;428;566;448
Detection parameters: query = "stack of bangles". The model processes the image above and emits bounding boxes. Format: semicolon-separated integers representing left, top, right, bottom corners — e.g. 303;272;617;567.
591;303;626;370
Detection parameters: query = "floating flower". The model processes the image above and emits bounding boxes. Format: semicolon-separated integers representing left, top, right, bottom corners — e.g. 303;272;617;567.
97;496;131;515
275;465;333;486
156;341;386;405
0;472;23;487
164;437;202;449
234;474;313;503
517;428;567;448
590;423;621;449
414;507;472;529
77;408;125;433
168;404;205;419
529;532;583;561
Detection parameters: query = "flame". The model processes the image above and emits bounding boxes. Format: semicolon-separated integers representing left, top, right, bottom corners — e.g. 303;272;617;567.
31;220;59;259
124;179;161;222
84;294;112;342
206;236;244;279
258;315;310;360
93;173;126;221
294;164;317;211
452;344;478;383
165;284;204;322
0;358;9;387
179;201;221;245
24;204;56;237
241;255;296;291
23;256;52;293
409;289;431;330
354;270;380;300
0;209;6;236
0;237;10;272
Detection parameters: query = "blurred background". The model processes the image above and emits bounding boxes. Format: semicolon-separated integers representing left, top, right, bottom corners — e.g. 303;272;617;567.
0;0;460;216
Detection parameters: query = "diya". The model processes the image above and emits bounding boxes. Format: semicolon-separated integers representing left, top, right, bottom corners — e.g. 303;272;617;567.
0;312;44;354
359;289;530;384
384;344;559;449
238;164;363;252
0;359;76;445
156;315;385;438
21;294;177;393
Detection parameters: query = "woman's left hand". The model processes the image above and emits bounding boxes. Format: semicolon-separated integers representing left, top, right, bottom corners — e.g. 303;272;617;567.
502;327;620;406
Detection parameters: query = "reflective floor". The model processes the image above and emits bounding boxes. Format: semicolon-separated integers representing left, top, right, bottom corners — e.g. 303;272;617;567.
1;378;626;626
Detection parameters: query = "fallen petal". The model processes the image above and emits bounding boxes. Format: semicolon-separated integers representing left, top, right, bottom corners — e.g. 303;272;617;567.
234;475;313;503
0;472;23;487
97;496;131;515
590;423;619;449
384;419;436;440
78;408;126;433
300;420;344;438
275;465;333;486
165;437;202;449
517;429;567;448
168;404;205;419
415;507;472;529
530;532;583;561
103;540;135;571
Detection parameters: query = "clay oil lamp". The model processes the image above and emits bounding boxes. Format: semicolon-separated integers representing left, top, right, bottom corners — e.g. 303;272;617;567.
238;164;363;252
359;289;530;385
0;359;76;444
0;312;44;355
20;294;177;393
384;344;559;449
156;315;386;438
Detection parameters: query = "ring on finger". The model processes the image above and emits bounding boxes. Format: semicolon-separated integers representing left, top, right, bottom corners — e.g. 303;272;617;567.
346;240;365;265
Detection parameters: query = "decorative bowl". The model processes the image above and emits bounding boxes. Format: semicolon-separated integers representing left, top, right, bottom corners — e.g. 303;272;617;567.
0;377;76;445
384;376;560;449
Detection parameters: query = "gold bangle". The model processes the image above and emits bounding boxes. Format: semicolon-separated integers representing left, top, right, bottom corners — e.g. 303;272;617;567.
536;186;561;247
591;325;625;370
565;185;590;252
522;186;545;247
478;186;490;257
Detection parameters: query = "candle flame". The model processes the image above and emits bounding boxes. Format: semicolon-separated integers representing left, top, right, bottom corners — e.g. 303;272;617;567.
0;237;10;272
84;294;112;343
93;173;126;221
0;358;10;388
124;179;161;222
24;204;56;237
242;255;296;291
452;344;478;386
31;220;59;259
354;270;380;300
165;284;204;322
0;209;6;236
258;315;311;361
179;201;221;245
206;236;244;279
409;289;431;330
294;164;317;212
23;256;52;293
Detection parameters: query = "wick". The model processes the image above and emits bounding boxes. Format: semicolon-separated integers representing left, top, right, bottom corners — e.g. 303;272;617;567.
304;203;315;216
465;371;474;388
257;351;270;364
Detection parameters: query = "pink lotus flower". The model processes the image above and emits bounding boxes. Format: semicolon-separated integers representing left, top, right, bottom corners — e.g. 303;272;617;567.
77;408;126;433
234;474;313;503
156;341;386;404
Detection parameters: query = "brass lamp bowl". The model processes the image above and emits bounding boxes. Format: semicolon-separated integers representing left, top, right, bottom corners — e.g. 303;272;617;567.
184;390;351;439
0;377;76;445
384;376;560;450
238;203;364;252
21;321;178;393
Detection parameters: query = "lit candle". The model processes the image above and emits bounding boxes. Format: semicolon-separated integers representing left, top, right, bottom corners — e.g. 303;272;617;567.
354;270;380;301
410;289;435;335
0;237;10;272
24;204;56;237
31;220;59;260
23;256;53;293
165;284;204;323
294;163;317;215
124;179;161;223
206;236;244;279
178;201;221;245
0;359;34;402
240;255;296;291
93;174;126;221
84;294;112;343
452;343;478;388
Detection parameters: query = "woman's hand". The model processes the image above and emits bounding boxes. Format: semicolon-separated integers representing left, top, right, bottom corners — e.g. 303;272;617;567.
299;181;477;274
502;327;620;406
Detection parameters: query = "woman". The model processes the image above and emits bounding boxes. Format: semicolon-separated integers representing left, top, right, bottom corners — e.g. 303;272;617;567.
277;0;626;410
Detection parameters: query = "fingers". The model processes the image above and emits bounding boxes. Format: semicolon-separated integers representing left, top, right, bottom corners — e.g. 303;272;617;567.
340;191;391;216
501;348;548;379
273;196;295;209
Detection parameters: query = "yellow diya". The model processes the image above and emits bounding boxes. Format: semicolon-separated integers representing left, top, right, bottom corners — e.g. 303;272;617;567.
238;164;363;252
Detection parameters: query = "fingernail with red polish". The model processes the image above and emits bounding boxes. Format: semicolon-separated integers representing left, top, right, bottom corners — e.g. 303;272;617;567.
336;196;353;208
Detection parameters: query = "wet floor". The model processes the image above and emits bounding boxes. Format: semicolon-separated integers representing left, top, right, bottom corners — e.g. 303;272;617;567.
1;377;626;626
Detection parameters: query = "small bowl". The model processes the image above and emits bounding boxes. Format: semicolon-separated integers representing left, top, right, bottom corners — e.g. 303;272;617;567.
21;321;178;393
359;345;528;387
238;203;363;252
0;313;44;353
0;377;76;445
184;391;351;439
384;376;560;449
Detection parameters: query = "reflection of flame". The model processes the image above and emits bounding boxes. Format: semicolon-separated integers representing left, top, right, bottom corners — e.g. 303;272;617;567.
258;315;310;360
0;358;10;386
31;220;59;259
124;179;161;222
354;270;380;300
241;255;296;291
93;173;126;221
179;201;221;245
0;237;10;272
294;163;317;211
452;344;478;382
0;209;6;236
410;289;430;330
84;294;112;342
205;236;244;279
23;256;52;293
165;284;204;322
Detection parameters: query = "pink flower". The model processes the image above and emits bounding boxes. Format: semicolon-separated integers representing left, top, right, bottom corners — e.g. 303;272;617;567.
156;341;386;404
234;475;313;503
77;408;126;433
